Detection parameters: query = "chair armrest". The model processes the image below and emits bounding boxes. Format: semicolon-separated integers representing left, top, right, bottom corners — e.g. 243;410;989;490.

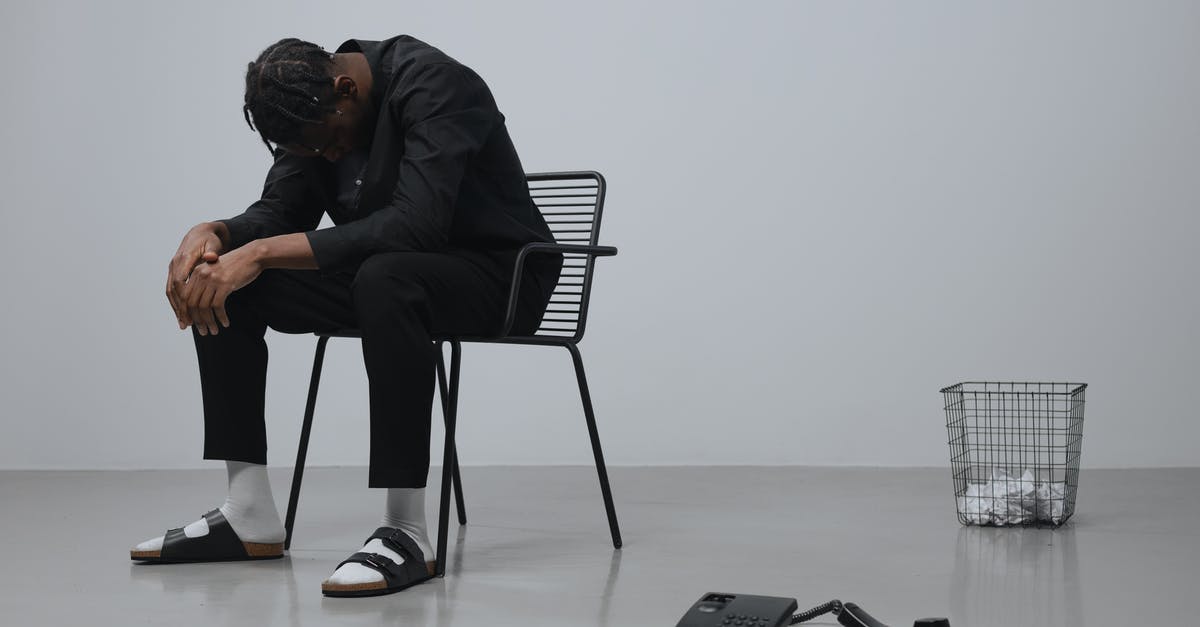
499;242;618;337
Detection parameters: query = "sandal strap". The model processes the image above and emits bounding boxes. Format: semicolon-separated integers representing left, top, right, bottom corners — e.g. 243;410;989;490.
336;552;409;587
366;527;428;564
161;509;247;560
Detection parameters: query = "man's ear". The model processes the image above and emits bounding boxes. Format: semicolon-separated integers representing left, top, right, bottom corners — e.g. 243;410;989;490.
333;75;357;99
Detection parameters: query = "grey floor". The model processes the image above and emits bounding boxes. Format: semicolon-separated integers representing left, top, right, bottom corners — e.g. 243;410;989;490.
1;466;1196;626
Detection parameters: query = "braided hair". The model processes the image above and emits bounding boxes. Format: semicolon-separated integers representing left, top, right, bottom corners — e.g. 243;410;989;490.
242;38;338;154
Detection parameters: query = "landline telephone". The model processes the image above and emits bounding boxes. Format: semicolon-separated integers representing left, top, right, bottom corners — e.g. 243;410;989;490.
676;592;949;627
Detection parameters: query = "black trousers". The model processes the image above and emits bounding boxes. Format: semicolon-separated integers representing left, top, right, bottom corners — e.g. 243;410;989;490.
194;248;557;488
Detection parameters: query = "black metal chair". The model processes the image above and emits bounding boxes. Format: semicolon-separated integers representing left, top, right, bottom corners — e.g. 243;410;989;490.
282;170;621;577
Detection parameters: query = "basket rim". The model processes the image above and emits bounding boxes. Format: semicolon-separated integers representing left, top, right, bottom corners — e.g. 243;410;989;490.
939;381;1088;394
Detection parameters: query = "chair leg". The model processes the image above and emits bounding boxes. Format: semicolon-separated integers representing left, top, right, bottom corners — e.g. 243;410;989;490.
566;343;623;549
435;341;467;525
435;340;463;577
284;335;330;551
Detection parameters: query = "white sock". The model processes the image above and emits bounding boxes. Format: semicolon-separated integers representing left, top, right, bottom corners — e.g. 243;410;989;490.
219;460;286;543
326;488;435;585
133;461;286;552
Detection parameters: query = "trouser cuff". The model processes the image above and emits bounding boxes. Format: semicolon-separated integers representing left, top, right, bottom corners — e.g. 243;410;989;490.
368;465;429;489
203;448;267;466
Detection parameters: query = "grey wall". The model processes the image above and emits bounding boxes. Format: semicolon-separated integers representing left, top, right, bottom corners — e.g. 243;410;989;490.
1;1;1196;469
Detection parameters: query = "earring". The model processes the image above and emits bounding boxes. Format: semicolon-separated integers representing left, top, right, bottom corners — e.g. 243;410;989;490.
336;109;343;116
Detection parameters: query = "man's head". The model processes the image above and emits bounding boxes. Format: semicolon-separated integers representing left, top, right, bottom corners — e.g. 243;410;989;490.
242;38;375;162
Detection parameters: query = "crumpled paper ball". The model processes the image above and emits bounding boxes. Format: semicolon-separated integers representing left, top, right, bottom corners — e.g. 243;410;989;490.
957;468;1067;525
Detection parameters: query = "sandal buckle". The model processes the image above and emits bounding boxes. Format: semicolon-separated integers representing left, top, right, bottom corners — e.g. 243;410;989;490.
384;528;409;547
361;553;388;571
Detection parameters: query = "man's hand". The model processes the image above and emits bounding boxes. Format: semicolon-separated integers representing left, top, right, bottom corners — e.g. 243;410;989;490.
167;229;317;333
167;223;227;329
179;245;264;336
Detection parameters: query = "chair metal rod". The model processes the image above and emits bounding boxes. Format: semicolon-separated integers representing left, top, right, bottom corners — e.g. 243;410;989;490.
436;342;467;525
566;342;622;549
531;193;598;198
284;335;330;551
435;340;462;577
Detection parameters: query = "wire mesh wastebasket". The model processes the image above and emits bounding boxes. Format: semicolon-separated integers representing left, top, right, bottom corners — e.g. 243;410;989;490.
941;381;1087;527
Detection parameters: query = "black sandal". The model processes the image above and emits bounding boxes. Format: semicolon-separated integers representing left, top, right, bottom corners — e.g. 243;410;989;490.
321;527;436;597
130;509;284;563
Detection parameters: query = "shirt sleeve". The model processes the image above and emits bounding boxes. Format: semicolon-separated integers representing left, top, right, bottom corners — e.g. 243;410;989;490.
217;148;325;251
303;62;498;271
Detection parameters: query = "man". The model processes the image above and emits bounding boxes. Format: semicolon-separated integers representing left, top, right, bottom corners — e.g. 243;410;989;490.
131;35;562;597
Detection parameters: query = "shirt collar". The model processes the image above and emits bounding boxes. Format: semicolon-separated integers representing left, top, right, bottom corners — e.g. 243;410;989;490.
334;39;385;114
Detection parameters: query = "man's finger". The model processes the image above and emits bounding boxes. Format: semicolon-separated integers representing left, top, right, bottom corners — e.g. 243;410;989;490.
165;276;182;328
174;274;194;326
188;303;205;335
192;303;213;335
169;272;188;322
167;286;185;329
213;293;231;328
183;272;205;333
166;260;180;312
191;288;210;335
166;261;191;328
197;284;219;335
183;265;208;307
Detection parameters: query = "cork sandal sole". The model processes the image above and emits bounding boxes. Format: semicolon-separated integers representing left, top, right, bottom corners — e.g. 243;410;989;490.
321;560;437;597
131;541;284;563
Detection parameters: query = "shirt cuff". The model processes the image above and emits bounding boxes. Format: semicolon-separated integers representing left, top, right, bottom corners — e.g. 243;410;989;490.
304;227;356;276
216;217;251;251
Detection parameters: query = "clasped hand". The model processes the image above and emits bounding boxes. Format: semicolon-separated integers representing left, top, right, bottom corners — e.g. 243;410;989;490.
166;226;263;335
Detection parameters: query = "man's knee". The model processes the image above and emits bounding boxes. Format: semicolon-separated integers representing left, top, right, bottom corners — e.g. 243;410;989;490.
351;254;430;326
219;269;302;330
220;269;271;313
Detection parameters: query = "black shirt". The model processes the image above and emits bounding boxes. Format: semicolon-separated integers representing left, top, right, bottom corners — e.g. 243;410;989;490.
219;35;560;283
332;148;370;213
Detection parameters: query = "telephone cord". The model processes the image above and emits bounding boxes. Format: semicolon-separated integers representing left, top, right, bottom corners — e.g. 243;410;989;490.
789;599;842;624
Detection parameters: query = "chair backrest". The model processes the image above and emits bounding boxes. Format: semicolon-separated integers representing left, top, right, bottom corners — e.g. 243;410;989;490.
525;170;608;343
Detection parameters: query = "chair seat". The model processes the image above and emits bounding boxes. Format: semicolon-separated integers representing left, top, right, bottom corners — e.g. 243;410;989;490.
318;328;469;340
319;328;363;338
315;328;575;346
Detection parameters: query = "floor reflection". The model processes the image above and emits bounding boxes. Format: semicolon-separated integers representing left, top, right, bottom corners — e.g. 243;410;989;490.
435;525;469;627
950;525;1083;627
128;556;298;625
598;549;623;626
125;514;624;619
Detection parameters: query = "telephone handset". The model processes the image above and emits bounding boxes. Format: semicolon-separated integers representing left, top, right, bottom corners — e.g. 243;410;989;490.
676;592;950;627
